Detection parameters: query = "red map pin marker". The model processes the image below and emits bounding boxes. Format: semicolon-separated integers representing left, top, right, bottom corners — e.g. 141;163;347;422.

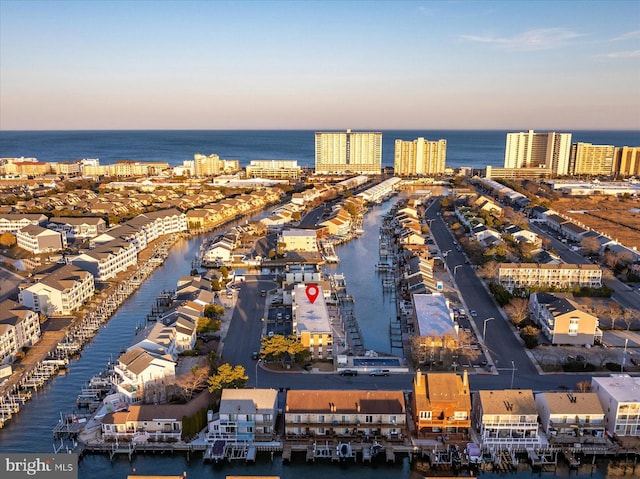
305;284;319;304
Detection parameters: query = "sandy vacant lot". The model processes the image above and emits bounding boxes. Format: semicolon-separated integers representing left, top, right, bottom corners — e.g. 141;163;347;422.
550;196;640;250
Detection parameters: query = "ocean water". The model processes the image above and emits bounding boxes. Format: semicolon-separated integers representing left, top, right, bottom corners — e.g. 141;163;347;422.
1;129;638;170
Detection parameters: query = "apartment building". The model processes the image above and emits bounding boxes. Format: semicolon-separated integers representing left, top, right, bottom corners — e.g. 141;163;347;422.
18;264;95;315
315;129;382;175
394;137;447;176
102;404;183;441
0;299;41;364
16;225;67;254
504;130;572;175
473;389;541;451
529;292;601;345
497;263;602;292
246;159;302;179
569;142;615;176
207;389;278;442
0;213;47;233
285;390;406;440
592;375;640;437
47;216;107;240
614;146;640;177
292;284;333;360
412;371;471;440
279;229;318;253
535;392;605;441
70;239;138;281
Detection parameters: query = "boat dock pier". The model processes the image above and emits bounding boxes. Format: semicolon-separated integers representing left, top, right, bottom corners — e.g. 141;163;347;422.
0;235;179;429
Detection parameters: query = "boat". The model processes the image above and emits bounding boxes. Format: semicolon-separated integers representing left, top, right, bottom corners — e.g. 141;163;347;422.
375;263;391;271
336;441;353;460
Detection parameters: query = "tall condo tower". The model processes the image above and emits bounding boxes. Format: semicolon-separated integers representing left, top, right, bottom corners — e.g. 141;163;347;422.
614;146;640;177
394;137;447;175
570;143;615;176
504;130;572;175
315;129;382;175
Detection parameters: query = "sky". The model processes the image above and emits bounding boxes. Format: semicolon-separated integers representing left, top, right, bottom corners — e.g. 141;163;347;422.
0;0;639;131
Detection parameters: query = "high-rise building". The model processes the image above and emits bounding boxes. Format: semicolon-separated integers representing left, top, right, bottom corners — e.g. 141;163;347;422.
315;129;382;175
504;130;572;175
614;146;640;177
394;137;447;176
246;160;301;179
569;142;615;176
193;153;221;177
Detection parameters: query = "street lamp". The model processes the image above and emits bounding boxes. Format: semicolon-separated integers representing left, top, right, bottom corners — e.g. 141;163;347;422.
483;317;494;341
453;265;462;277
510;361;516;389
255;359;261;388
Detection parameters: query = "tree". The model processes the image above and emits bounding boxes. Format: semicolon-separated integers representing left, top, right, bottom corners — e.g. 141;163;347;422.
580;236;600;256
207;363;248;393
260;334;309;365
174;364;209;401
0;232;16;248
504;298;530;326
204;304;225;320
520;325;539;349
477;260;499;280
219;266;229;279
211;279;222;291
197;317;221;334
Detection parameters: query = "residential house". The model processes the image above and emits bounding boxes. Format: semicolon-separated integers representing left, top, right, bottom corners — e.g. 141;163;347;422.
529;292;601;345
0;299;41;364
535;392;605;443
128;322;178;360
18;264;95;315
473;389;541;451
592;375;640;437
280;229;318;253
285;390;406;441
207;389;278;443
112;347;176;404
412;371;471;440
101;404;183;441
16;225;67;254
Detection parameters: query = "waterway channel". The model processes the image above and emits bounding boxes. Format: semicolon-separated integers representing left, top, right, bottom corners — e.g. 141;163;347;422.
0;194;613;478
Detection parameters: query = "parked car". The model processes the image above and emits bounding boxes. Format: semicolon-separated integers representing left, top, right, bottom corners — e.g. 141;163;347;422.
369;369;390;376
470;310;478;317
260;289;267;297
252;351;259;360
339;369;358;376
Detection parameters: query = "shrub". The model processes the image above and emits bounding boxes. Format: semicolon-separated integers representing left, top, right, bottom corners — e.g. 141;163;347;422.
562;361;596;372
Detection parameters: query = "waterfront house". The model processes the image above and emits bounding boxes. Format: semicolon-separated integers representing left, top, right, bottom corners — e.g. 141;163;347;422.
128;323;178;360
285;390;407;441
279;229;318;253
292;283;333;360
113;347;176;404
473;389;541;451
70;239;138;281
16;225;67;254
411;371;471;440
207;388;278;443
47;216;107;240
529;292;601;345
0;299;41;364
18;264;95;315
592;375;640;438
497;263;602;292
101;404;183;441
535;392;605;443
0;213;48;233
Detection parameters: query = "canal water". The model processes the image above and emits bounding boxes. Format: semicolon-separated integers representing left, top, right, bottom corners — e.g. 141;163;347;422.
0;197;612;478
327;199;399;355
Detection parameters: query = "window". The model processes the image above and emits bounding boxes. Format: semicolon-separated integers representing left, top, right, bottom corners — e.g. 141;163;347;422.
365;415;373;423
568;317;579;336
294;415;301;423
318;415;325;423
420;411;432;420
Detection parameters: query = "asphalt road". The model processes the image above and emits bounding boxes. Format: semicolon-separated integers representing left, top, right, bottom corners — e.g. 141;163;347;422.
220;276;277;384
